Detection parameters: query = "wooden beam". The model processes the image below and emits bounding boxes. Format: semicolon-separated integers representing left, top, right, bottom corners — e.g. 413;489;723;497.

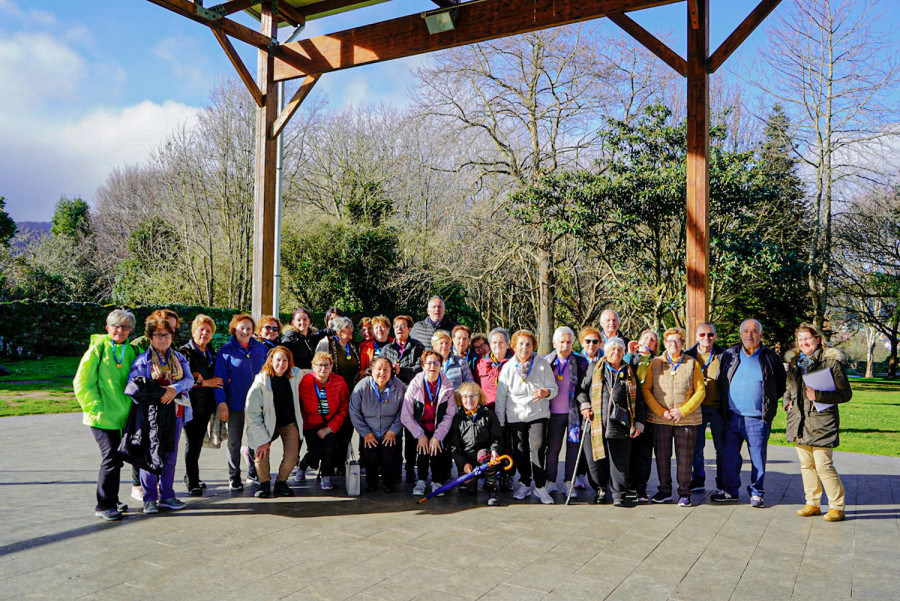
278;2;307;27
274;0;683;81
146;0;272;49
685;0;709;346
687;0;699;29
708;0;782;73
299;0;391;20
607;12;686;77
271;73;321;138
212;27;264;107
211;0;257;17
251;0;279;319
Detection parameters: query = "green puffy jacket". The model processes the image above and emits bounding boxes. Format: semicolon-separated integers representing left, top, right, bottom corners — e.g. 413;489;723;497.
73;334;138;429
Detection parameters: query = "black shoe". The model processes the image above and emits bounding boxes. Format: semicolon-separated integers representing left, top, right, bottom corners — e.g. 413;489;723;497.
651;491;672;504
593;490;608;504
689;478;705;492
273;481;294;497
487;492;500;506
95;508;123;521
366;482;379;493
116;502;128;513
383;484;397;493
613;497;633;508
254;481;272;498
187;486;203;497
230;475;244;491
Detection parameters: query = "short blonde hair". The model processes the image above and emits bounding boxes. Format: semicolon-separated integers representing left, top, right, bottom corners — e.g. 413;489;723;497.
431;330;452;345
191;314;216;335
372;315;391;329
454;382;486;408
312;351;333;366
662;327;685;344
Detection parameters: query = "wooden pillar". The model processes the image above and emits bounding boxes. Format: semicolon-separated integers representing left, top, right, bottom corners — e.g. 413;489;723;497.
251;0;278;319
685;0;709;346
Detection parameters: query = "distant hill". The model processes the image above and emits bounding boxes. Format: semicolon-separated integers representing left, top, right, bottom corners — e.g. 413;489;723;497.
10;221;51;254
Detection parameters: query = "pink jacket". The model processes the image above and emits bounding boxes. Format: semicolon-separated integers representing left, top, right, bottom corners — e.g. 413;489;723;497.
401;372;456;441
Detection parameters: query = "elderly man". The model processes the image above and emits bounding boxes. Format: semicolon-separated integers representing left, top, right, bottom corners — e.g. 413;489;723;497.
713;319;786;507
410;296;457;348
685;322;726;492
599;309;630;347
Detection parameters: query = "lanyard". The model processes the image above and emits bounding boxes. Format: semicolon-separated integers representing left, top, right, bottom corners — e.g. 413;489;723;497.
442;359;451;374
515;354;535;383
373;339;385;356
110;341;126;367
334;336;351;360
372;380;390;402
581;351;598;363
665;352;684;375
425;379;440;405
701;351;714;371
153;348;171;367
553;355;570;382
314;379;329;415
605;362;626;378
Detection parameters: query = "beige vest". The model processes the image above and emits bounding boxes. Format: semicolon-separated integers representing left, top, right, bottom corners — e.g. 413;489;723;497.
647;356;701;426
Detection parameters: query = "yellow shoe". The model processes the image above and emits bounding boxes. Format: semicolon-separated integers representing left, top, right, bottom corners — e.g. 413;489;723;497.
797;504;821;517
823;508;845;522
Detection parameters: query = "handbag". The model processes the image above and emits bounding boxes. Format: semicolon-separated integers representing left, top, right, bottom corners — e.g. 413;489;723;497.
345;443;361;496
608;403;629;428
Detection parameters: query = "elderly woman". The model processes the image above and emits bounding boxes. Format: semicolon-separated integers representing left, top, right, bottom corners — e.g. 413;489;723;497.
468;333;490;374
495;330;559;504
245;346;303;498
359;317;374;345
315;316;360;469
641;327;705;507
349;356;407;492
475;328;513;410
179;314;222;496
298;352;350;491
784;323;852;522
382;315;425;483
131;309;180;352
359;315;393;375
214;313;268;491
578;326;603;363
128;317;195;514
401;350;457;496
446;382;504;505
625;329;659;503
451;325;476;365
544;326;590;494
74;309;139;520
580;337;645;506
281;308;327;373
432;329;474;388
255;315;283;351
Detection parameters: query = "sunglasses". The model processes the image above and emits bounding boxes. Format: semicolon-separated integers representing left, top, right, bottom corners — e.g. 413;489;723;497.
698;332;715;337
264;325;279;331
584;339;600;344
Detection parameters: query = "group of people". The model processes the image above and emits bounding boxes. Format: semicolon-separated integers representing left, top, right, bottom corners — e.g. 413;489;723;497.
74;299;852;523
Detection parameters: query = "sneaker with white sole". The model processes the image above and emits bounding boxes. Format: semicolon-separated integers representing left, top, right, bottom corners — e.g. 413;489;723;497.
320;476;333;490
563;480;572;493
574;475;588;489
678;495;692;507
512;481;533;500
533;486;554;504
750;495;765;508
545;482;557;494
413;480;427;496
431;482;445;497
142;501;158;514
158;497;186;510
131;486;144;502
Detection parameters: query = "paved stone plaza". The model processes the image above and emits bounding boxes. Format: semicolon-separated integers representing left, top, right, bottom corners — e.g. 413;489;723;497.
0;413;897;600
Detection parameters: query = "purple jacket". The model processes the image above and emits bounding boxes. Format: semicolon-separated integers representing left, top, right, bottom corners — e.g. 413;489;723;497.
401;372;456;441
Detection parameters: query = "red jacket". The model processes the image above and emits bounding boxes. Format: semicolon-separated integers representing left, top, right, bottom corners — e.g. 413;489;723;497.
475;354;511;407
298;373;350;432
359;337;394;374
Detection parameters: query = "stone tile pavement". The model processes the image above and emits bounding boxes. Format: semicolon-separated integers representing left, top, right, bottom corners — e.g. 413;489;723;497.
0;413;897;600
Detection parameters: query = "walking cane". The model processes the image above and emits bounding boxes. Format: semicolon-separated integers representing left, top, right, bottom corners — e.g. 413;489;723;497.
565;417;591;506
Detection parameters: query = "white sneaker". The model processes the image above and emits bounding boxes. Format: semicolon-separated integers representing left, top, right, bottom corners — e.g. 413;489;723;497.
320;476;333;490
563;480;572;494
131;486;143;502
545;482;557;494
534;486;555;505
431;482;445;497
512;481;533;500
413;480;427;496
574;475;588;489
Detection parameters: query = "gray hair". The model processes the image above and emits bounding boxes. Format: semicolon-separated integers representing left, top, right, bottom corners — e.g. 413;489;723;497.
603;336;626;355
427;296;445;308
553;326;575;342
331;316;353;333
488;327;510;344
600;309;620;321
740;319;762;334
697;321;717;335
106;309;136;329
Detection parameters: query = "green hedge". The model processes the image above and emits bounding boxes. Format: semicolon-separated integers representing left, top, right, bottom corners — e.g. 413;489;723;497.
0;301;328;358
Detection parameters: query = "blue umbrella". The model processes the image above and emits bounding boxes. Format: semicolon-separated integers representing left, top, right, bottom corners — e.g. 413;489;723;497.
418;454;513;502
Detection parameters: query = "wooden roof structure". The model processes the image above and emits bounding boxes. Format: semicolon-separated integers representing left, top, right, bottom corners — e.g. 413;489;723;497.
147;0;783;343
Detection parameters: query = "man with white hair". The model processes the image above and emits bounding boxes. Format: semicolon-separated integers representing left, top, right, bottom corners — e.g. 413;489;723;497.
713;319;786;507
599;309;630;348
410;296;456;348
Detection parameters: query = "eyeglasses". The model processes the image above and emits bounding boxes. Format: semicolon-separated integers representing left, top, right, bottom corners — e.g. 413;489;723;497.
110;325;132;331
152;333;172;339
473;343;489;352
584;339;600;344
460;394;479;400
264;326;279;331
423;360;441;367
698;332;716;337
313;363;332;369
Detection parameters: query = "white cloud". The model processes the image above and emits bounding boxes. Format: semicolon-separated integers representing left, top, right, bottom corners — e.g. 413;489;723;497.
0;32;84;112
152;36;216;96
0;0;58;27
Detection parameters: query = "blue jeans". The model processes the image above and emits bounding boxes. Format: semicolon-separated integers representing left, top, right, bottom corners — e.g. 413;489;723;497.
721;412;770;498
692;405;725;489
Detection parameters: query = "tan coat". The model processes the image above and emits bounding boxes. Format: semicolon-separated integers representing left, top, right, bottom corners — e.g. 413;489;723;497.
641;355;705;426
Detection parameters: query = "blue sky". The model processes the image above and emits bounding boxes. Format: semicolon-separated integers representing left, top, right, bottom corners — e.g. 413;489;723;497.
1;0;876;222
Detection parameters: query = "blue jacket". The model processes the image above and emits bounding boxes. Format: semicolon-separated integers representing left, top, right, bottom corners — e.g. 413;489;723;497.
127;349;195;424
214;337;268;411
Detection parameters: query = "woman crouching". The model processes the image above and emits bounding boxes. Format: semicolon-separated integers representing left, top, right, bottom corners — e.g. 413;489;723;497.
245;346;303;498
447;382;504;506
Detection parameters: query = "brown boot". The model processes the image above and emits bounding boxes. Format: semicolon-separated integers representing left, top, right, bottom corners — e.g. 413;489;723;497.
823;508;845;522
797;504;821;517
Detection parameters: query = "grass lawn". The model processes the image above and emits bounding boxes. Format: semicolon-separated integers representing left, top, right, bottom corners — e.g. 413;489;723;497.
2;357;899;456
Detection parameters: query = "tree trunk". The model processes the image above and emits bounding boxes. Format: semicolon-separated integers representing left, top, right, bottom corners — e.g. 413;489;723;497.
865;323;877;379
537;242;552;354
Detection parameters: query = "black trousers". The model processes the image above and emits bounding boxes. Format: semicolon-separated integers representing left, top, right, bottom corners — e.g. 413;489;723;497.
360;437;402;486
546;413;579;484
182;408;212;487
415;434;452;482
91;427;123;511
404;429;418;480
509;419;549;488
302;429;338;477
627;422;654;496
654;424;698;497
598;436;632;500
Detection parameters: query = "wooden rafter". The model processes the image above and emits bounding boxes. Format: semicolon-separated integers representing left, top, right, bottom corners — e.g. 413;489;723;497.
708;0;782;73
211;0;257;17
687;0;700;29
146;0;271;49
212;27;264;107
298;0;390;19
271;73;321;138
274;0;682;81
608;12;686;77
278;2;307;27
